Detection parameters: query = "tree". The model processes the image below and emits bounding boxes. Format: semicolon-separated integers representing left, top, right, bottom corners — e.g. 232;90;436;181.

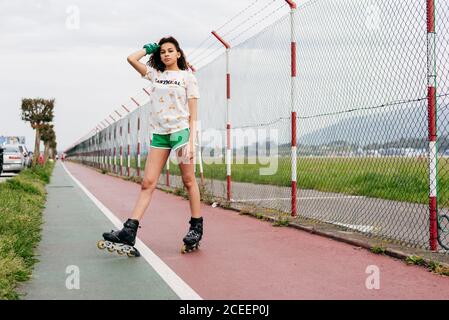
40;123;56;163
21;98;55;165
50;140;57;160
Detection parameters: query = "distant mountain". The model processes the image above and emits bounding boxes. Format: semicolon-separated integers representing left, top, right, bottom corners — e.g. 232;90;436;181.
299;102;448;147
203;100;449;154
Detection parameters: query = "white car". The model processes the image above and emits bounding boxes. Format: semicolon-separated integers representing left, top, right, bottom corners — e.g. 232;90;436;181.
2;144;25;173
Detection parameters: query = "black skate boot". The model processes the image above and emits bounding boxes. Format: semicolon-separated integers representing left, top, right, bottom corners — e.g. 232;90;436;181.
181;217;203;254
97;218;141;257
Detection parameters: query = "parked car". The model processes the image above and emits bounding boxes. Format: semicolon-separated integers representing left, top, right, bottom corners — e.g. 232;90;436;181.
2;144;25;173
0;146;4;175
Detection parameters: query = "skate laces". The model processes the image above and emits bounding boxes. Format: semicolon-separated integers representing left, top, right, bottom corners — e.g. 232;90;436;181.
187;229;199;237
189;223;202;236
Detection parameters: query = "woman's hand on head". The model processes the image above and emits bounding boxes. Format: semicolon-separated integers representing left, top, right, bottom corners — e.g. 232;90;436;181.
143;43;160;55
127;49;148;77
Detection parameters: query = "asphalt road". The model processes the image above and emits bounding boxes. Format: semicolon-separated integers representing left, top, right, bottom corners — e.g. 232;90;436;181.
41;161;449;300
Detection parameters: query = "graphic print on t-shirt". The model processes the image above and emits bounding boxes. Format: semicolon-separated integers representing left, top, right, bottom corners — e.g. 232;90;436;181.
142;64;200;134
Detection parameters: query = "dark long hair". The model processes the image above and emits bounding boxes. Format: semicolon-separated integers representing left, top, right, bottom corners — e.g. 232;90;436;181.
149;36;188;72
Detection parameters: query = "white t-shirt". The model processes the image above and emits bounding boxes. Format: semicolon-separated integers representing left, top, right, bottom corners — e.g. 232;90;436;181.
142;64;200;134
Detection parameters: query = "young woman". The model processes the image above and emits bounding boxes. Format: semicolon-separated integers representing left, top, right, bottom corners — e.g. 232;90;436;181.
100;36;203;255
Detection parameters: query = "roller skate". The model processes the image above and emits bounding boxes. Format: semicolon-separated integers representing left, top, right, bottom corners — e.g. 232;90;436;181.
181;217;203;254
97;218;141;257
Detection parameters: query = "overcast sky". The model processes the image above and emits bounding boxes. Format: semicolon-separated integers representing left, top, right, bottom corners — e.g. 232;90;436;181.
4;0;440;153
0;0;292;151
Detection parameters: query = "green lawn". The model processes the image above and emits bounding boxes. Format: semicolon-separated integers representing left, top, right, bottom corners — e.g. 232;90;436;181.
124;155;448;206
0;163;54;299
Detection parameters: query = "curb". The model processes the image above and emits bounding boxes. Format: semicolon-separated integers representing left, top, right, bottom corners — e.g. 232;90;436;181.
247;210;449;273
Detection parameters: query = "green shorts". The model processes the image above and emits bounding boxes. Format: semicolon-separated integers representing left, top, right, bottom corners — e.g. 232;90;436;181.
150;128;190;150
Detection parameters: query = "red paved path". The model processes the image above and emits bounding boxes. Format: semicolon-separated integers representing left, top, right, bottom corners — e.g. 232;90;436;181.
66;162;449;299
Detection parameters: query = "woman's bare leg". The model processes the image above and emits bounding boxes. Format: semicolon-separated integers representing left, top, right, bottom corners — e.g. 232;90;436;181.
176;147;201;218
130;147;170;221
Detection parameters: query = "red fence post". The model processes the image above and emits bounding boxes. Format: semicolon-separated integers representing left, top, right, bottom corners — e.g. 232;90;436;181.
285;0;298;217
211;30;232;201
137;117;141;177
127;119;131;177
129;100;139;177
166;159;170;186
427;0;438;251
120;125;123;176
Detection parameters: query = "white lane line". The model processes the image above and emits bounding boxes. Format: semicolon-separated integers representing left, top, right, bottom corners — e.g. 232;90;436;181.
299;196;366;200
232;196;365;202
324;220;376;233
62;162;202;300
230;198;291;202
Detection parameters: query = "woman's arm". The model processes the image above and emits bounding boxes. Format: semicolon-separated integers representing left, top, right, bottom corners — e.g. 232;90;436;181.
127;49;148;76
188;98;198;135
188;98;198;148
